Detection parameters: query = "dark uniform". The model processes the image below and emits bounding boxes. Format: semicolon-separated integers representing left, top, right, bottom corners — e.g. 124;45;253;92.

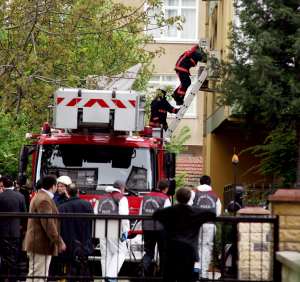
141;191;170;276
0;188;26;282
97;192;123;215
173;45;207;105
149;90;178;130
53;192;69;206
153;204;216;282
58;196;94;281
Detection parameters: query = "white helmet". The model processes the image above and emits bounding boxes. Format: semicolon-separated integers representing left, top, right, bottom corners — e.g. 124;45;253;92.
57;175;72;186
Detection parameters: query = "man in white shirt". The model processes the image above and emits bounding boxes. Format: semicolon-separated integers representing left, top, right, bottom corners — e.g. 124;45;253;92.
193;175;221;279
95;180;129;282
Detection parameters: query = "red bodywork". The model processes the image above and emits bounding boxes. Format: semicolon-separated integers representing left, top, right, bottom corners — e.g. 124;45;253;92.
30;132;166;215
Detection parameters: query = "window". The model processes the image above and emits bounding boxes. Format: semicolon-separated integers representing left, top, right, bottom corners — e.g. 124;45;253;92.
148;74;197;118
208;1;218;16
38;145;153;192
148;0;198;41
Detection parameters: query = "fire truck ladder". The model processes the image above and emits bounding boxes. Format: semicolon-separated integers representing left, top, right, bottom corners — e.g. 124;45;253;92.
165;66;208;139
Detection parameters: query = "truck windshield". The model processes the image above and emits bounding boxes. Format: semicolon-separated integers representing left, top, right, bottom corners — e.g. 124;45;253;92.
38;144;152;192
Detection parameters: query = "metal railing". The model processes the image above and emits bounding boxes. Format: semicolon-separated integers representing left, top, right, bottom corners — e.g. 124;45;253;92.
0;212;280;282
223;184;277;210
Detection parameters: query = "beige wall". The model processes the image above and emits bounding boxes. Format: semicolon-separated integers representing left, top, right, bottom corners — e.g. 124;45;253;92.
203;0;235;191
147;0;206;148
203;0;276;196
205;128;271;200
205;0;233;119
121;0;206;149
271;202;300;252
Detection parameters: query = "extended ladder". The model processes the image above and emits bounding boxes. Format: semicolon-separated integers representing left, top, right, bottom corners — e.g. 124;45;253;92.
165;67;208;139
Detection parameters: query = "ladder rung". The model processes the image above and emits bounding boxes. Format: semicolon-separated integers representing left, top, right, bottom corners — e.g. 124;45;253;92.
165;67;208;139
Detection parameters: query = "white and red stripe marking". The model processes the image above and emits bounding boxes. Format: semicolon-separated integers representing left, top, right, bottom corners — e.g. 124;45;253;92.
56;97;136;109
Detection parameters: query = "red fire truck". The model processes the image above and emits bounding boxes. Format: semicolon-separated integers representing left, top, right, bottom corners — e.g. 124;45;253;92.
18;88;176;213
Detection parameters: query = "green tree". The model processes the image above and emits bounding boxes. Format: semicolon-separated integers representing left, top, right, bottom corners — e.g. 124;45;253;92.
0;111;34;176
0;0;182;176
220;0;300;186
166;126;191;189
0;0;180;125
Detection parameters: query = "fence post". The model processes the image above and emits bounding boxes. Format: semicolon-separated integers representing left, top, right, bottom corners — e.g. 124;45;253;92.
273;215;281;282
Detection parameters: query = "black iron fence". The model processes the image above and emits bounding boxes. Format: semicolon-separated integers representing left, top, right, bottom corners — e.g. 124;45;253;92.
0;212;280;282
223;184;277;210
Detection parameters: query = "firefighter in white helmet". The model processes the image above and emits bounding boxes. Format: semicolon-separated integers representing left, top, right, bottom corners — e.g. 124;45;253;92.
53;175;72;206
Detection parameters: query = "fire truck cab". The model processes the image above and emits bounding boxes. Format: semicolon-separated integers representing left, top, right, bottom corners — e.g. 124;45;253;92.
18;88;176;213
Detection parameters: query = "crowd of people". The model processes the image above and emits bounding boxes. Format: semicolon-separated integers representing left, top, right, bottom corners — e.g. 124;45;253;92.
0;174;221;282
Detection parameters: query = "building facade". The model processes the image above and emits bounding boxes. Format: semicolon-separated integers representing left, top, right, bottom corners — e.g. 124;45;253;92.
203;0;272;198
146;0;206;154
144;0;208;185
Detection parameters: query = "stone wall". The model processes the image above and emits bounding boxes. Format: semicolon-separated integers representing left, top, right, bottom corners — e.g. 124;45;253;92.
237;208;273;281
276;251;300;282
269;189;300;251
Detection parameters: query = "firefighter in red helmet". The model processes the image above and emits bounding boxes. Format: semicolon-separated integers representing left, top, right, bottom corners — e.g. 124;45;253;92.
172;44;207;105
149;88;179;130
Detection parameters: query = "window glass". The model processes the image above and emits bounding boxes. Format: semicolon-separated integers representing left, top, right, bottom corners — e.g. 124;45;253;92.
183;0;196;7
165;0;179;6
166;9;178;37
181;9;196;39
147;0;198;41
148;7;162;38
39;145;152;192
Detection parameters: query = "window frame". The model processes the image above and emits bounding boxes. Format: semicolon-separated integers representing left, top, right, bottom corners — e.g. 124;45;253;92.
147;0;199;43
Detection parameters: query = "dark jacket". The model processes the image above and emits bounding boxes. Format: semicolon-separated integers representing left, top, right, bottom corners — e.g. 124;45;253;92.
153;204;215;260
53;192;69;206
0;189;26;238
59;197;94;257
141;191;170;231
149;97;178;129
175;45;206;74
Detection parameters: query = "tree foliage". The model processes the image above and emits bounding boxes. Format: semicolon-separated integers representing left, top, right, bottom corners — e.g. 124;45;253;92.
0;0;181;125
0;111;34;177
0;0;182;177
220;0;300;186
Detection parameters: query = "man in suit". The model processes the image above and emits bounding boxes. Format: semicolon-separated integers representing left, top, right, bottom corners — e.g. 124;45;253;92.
153;187;216;282
58;183;94;280
0;175;26;281
24;175;66;282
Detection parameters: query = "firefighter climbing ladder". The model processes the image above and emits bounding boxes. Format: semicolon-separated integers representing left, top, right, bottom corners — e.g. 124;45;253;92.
165;66;208;139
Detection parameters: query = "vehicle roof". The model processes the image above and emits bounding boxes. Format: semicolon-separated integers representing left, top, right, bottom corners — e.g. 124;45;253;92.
35;133;161;148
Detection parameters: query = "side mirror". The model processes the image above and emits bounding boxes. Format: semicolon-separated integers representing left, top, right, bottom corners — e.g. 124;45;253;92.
18;145;35;186
164;152;176;179
164;152;176;196
167;179;176;196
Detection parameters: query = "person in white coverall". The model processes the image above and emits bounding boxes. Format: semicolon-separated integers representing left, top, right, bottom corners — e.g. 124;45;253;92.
94;180;130;282
193;175;222;279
